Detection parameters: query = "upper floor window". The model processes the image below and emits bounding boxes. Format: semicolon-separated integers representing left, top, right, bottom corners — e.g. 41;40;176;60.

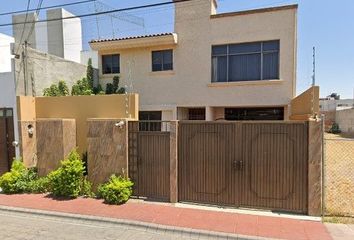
152;50;173;72
212;40;279;82
102;54;120;74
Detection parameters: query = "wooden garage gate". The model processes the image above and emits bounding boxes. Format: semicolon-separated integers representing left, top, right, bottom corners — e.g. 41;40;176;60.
0;108;15;175
128;121;170;201
178;121;309;213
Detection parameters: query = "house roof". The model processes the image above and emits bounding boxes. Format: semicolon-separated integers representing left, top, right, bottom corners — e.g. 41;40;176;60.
89;33;174;43
89;33;178;51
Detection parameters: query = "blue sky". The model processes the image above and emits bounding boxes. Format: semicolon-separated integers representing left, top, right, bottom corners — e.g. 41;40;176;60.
1;0;354;98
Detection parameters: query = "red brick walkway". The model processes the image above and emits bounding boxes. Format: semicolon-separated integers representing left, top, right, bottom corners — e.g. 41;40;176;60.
0;194;331;240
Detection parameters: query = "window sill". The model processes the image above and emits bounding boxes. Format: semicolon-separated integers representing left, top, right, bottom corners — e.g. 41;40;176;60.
149;70;175;76
208;79;284;87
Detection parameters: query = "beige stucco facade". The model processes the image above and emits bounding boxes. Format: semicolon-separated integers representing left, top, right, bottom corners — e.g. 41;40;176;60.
90;0;298;121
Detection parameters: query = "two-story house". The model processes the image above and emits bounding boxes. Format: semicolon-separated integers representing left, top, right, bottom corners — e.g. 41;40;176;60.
90;0;298;121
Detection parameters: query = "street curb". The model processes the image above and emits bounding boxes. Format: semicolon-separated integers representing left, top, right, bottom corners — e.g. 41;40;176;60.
0;205;276;240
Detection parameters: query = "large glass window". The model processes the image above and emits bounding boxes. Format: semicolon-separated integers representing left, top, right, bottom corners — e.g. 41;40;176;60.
152;50;173;71
212;41;279;82
102;54;120;74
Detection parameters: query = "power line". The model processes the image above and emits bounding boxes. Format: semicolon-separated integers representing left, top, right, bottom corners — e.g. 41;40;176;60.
0;0;194;27
0;0;95;16
15;0;31;56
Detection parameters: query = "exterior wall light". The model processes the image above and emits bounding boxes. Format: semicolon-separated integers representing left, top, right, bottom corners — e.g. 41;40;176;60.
115;121;125;129
27;124;34;137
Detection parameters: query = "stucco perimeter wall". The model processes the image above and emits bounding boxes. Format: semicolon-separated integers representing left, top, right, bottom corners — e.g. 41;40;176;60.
290;86;320;120
36;119;76;176
14;45;86;96
87;119;128;189
336;108;354;133
98;2;297;113
17;94;138;154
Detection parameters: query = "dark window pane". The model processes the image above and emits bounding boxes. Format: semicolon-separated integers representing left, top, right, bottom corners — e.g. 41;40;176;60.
212;56;227;82
163;50;173;70
263;52;279;79
139;111;162;131
263;41;279;51
229;42;261;54
102;54;120;74
112;55;120;73
229;54;261;81
188;108;206;120
225;107;284;121
212;45;227;55
102;55;112;74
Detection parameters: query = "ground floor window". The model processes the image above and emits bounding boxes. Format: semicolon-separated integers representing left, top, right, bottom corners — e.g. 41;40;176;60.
139;111;162;131
225;107;284;121
188;108;206;120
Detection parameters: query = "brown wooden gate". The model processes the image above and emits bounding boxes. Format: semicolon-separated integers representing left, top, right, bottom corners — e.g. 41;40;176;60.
0;108;15;175
178;121;308;213
128;121;170;201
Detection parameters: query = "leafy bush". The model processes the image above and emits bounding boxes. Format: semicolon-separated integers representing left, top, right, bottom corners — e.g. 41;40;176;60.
71;78;93;96
0;160;48;194
330;123;341;134
98;175;133;205
93;84;104;95
105;83;115;94
27;177;50;194
43;81;69;97
47;149;89;198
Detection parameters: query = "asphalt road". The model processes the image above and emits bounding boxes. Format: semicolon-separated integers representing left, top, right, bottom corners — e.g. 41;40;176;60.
0;210;195;240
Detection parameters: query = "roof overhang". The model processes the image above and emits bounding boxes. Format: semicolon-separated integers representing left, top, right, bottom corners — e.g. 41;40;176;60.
90;33;178;51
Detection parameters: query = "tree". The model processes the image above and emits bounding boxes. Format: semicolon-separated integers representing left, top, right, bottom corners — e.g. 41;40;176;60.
71;78;92;96
107;75;126;94
43;81;69;97
86;58;94;91
58;80;69;96
328;93;340;100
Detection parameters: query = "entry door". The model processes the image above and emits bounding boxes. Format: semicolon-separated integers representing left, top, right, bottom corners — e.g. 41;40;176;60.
178;122;243;206
0;108;15;175
239;123;308;213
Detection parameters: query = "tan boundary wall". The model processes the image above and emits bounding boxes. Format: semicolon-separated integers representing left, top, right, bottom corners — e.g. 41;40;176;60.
290;86;319;120
17;94;139;154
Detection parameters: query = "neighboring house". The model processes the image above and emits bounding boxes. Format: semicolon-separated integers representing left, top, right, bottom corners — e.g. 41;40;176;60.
90;0;298;121
0;33;19;169
13;8;83;64
320;98;354;132
320;98;354;111
336;108;354;133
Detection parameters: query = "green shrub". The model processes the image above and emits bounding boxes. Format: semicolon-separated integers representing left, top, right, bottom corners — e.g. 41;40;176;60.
28;177;50;194
80;177;95;198
105;83;114;94
98;175;133;205
71;78;93;96
48;149;87;198
43;81;69;97
330;123;341;134
0;160;43;194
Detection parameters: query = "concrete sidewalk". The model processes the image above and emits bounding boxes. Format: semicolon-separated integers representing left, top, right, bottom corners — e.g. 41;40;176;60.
0;194;332;240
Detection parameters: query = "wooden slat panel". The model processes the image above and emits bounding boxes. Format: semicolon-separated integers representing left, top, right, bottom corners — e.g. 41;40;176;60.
128;121;170;201
178;121;308;214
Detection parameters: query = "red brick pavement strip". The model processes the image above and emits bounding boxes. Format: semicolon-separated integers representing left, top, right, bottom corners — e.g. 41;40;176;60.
0;194;332;240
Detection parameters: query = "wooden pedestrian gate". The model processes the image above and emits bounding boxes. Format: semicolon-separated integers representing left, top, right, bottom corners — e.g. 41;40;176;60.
128;121;170;201
0;108;15;175
178;121;309;213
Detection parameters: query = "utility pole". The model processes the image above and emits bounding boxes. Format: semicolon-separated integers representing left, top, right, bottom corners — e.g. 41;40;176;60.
21;41;28;96
312;46;316;86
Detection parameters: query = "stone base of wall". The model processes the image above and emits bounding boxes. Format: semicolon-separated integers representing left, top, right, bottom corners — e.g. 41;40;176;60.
36;119;76;176
87;119;128;189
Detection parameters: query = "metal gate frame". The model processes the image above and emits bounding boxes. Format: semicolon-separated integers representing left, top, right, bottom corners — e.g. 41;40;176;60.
128;121;171;201
178;121;309;214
